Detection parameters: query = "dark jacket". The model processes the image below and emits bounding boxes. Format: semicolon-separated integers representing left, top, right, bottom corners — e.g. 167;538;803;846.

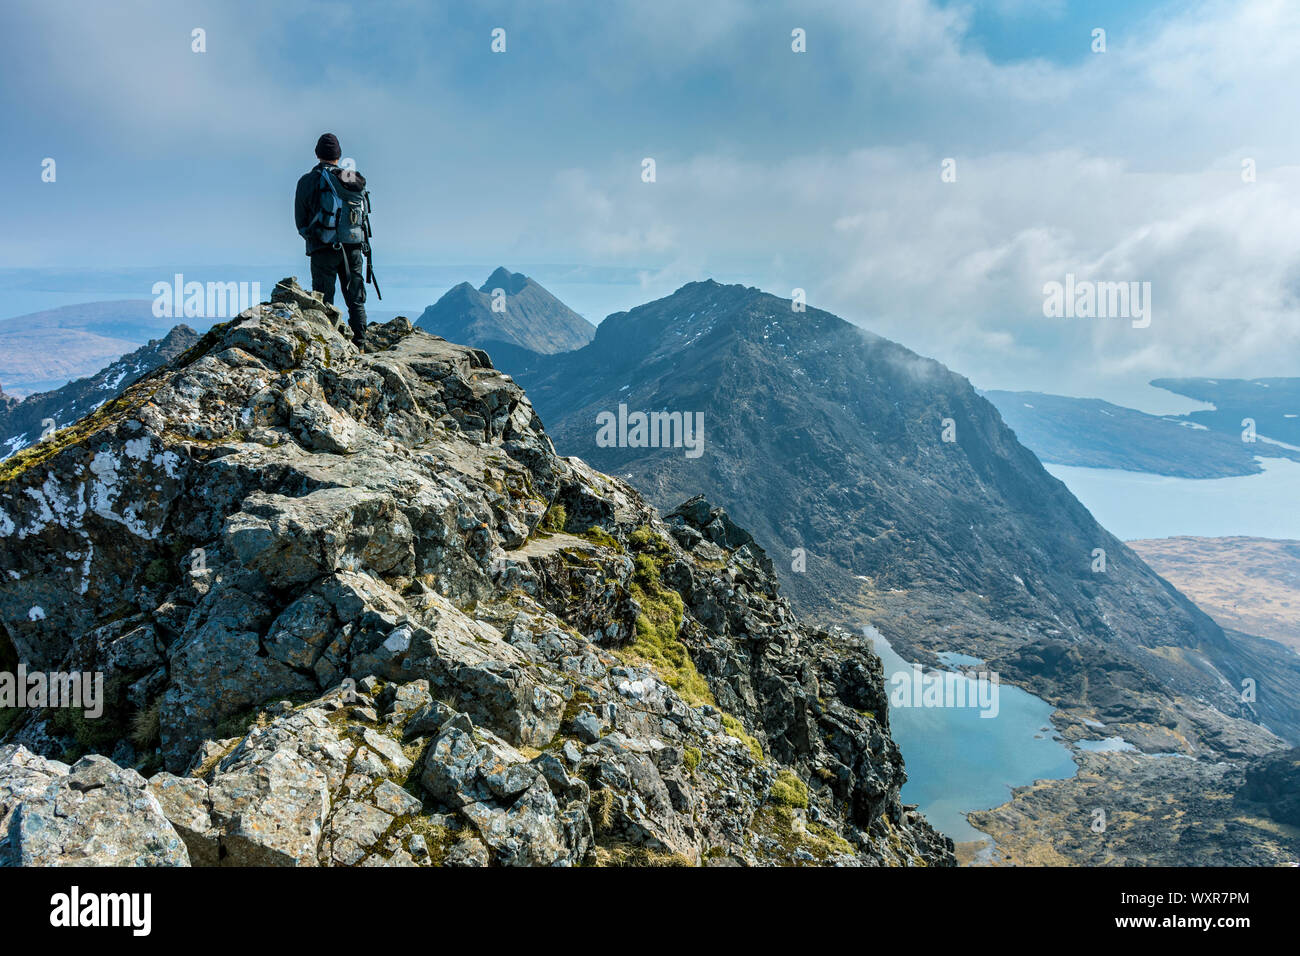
295;162;368;255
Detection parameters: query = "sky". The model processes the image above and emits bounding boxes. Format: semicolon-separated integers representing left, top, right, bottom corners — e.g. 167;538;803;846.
3;0;1299;408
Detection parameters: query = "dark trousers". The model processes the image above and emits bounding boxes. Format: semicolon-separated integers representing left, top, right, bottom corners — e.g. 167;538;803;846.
309;245;367;341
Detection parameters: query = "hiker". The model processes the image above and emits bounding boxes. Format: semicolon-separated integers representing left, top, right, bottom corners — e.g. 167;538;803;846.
294;133;378;347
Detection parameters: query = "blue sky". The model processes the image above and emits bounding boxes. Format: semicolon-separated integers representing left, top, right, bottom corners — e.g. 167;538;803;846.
3;0;1298;405
941;0;1154;64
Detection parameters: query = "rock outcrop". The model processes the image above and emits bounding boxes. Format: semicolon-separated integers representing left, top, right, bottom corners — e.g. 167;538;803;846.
968;747;1300;867
0;746;188;866
0;279;951;866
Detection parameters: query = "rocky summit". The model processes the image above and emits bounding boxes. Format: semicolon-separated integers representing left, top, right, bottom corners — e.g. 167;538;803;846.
0;279;952;867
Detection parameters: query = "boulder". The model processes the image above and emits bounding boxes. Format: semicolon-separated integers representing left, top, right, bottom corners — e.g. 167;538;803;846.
0;748;188;866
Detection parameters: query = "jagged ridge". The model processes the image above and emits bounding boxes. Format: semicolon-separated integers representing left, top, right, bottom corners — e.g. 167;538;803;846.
513;279;1300;755
0;279;951;867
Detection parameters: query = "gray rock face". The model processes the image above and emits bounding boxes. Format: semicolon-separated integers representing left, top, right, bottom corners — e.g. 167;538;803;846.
0;279;952;866
0;747;188;866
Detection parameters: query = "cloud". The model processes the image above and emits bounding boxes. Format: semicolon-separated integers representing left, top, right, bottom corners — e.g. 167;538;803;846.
4;0;1299;400
514;142;1300;395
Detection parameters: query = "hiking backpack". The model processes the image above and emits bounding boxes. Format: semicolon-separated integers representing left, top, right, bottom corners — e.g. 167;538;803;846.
301;166;371;246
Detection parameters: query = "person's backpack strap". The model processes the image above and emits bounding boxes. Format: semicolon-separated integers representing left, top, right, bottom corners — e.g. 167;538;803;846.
318;167;341;224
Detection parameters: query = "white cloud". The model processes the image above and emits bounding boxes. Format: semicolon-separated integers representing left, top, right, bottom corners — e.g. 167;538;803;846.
505;0;1300;397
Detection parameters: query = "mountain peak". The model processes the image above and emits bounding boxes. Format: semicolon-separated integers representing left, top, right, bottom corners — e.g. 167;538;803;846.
580;277;852;370
479;266;530;296
512;278;1299;764
417;267;594;356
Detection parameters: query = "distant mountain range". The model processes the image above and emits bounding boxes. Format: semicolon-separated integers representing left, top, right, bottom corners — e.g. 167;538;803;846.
415;267;595;361
984;389;1300;478
0;325;199;459
24;279;1295;758
0;300;191;396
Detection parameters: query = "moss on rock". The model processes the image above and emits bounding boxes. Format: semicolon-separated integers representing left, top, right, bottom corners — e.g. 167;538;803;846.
770;769;810;808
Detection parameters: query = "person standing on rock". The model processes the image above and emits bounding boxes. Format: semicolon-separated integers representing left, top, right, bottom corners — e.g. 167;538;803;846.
294;133;375;348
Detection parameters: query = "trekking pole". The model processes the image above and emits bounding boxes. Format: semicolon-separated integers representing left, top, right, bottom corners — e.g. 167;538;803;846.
365;242;382;300
363;196;381;300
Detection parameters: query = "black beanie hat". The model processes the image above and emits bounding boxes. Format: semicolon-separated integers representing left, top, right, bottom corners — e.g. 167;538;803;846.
315;133;341;160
